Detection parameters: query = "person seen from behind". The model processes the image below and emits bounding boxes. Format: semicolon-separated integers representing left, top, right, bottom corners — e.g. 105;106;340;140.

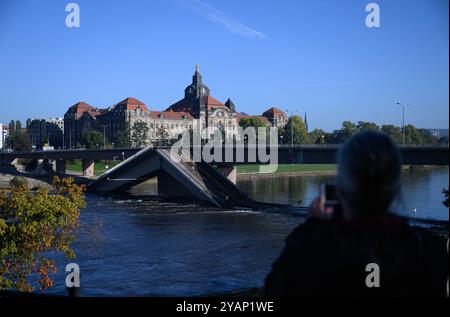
264;131;448;296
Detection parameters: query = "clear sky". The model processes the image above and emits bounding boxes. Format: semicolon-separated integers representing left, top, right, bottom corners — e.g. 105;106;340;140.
0;0;448;131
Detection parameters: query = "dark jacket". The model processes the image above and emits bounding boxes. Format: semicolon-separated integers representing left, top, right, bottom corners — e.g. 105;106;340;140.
264;214;447;296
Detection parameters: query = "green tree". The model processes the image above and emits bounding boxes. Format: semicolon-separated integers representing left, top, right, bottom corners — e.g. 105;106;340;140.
419;129;439;145
283;115;308;145
0;177;85;292
8;120;31;151
82;130;106;150
308;129;327;144
115;122;132;148
381;125;402;144
155;126;170;146
404;124;423;145
238;117;267;129
17;132;32;152
131;120;149;148
336;121;359;143
357;121;380;132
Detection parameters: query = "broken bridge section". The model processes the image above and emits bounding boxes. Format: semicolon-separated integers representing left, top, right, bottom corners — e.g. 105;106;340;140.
88;147;258;209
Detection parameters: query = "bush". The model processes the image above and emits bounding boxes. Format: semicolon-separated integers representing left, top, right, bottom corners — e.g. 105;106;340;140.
0;176;86;292
9;176;28;189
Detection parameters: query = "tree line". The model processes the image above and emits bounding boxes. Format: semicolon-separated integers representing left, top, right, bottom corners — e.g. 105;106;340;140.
240;116;449;146
4;117;448;152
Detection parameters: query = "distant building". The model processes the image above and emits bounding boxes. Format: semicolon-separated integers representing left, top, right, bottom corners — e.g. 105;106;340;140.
425;128;449;139
261;107;288;128
26;117;64;149
1;125;9;149
0;123;3;149
62;66;293;147
165;65;239;138
63;98;193;148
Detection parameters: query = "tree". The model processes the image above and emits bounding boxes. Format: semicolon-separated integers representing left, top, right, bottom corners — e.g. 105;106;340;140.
115;122;131;148
283;115;308;145
404;124;423;145
357;121;380;132
238;117;267;129
0;176;85;292
154;126;170;146
419;129;439;145
381;125;402;144
11;131;32;152
336;121;359;143
82;130;106;150
308;129;327;144
131;120;149;148
7;120;31;152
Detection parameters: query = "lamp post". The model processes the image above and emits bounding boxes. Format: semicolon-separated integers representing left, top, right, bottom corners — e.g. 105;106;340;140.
321;134;325;146
101;125;107;149
396;102;409;146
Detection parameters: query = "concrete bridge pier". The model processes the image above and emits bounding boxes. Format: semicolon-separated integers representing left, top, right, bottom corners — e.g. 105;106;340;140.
55;159;66;175
216;166;237;185
82;159;95;177
157;171;194;198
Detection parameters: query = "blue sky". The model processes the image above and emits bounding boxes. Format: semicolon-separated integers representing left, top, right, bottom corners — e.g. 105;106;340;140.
0;0;448;131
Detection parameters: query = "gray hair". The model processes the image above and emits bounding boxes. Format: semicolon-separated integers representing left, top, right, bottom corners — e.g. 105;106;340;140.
337;131;402;218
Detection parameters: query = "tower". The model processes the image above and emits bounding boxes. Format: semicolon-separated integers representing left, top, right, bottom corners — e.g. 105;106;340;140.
183;65;210;118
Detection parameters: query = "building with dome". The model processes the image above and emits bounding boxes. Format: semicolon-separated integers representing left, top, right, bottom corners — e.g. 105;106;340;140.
62;66;289;148
166;65;239;137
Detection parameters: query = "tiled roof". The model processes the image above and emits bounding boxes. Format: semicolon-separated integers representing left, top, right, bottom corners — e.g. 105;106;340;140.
165;99;193;113
69;101;95;114
263;107;286;117
204;96;224;107
115;97;149;112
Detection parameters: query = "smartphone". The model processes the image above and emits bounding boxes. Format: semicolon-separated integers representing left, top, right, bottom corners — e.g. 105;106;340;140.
321;183;342;220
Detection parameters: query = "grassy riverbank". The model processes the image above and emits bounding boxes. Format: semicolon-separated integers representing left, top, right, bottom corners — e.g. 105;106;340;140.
236;164;336;174
66;160;120;176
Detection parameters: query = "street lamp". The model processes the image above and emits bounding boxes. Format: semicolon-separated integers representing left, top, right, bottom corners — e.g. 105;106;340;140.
321;134;325;146
101;125;107;149
396;102;409;146
122;152;125;161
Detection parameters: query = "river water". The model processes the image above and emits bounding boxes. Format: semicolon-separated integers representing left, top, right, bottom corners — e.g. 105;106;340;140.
45;166;448;296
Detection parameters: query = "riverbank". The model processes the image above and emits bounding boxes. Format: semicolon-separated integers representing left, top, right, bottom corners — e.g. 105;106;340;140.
235;164;446;179
0;172;50;190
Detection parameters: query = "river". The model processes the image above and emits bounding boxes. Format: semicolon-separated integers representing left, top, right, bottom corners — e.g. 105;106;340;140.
45;166;448;296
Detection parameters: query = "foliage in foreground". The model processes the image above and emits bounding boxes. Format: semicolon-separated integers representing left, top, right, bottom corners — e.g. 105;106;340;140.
0;176;86;292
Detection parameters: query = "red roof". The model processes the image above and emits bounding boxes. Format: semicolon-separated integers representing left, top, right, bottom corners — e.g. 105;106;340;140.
150;111;193;120
69;101;95;114
115;97;149;112
204;96;224;108
165;99;193;113
262;107;286;117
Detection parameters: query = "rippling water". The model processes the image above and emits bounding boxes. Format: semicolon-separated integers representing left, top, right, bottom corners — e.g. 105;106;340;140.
44;167;448;296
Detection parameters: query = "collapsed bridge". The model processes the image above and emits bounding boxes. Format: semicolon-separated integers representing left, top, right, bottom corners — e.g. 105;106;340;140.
88;147;259;209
